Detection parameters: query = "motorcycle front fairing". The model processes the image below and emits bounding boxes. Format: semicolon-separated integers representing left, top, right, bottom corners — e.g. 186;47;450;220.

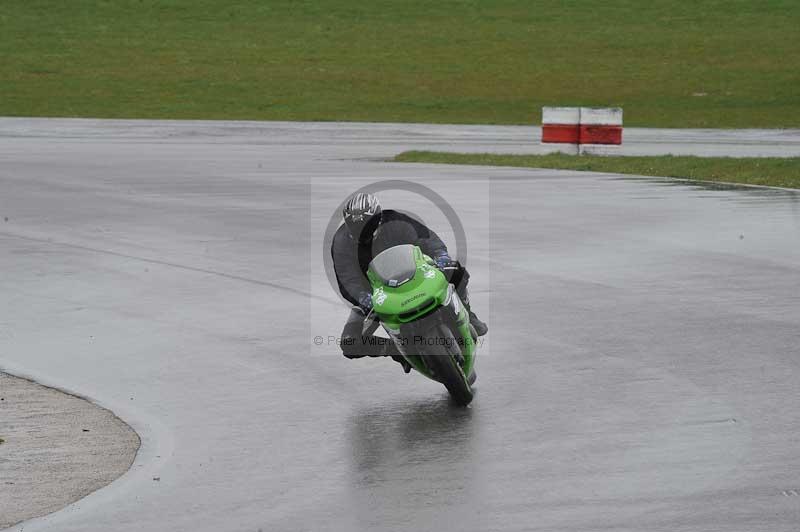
366;244;476;380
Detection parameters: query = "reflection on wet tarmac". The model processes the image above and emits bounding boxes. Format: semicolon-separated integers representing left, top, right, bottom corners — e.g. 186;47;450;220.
347;397;483;530
349;398;476;473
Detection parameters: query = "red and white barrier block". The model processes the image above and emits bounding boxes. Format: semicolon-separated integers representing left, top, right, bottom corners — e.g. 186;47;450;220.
541;107;581;145
541;107;623;155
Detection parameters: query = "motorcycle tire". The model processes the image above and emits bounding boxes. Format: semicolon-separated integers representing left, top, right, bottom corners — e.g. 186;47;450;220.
420;325;474;406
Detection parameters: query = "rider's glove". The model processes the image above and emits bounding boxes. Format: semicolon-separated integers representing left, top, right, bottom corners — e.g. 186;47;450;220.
435;254;453;270
358;292;373;313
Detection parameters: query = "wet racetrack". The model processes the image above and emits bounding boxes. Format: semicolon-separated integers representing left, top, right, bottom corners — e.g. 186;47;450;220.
1;119;799;531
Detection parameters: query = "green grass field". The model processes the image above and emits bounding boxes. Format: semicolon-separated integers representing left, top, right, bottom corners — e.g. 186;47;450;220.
2;0;799;127
394;151;800;189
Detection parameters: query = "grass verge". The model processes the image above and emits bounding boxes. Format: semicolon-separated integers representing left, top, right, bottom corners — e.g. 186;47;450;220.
1;1;799;127
393;151;800;189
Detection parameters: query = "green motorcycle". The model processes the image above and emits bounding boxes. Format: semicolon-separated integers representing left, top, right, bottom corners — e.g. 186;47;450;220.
363;244;478;406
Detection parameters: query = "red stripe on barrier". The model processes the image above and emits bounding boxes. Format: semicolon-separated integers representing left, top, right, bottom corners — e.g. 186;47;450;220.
542;124;580;144
579;125;622;145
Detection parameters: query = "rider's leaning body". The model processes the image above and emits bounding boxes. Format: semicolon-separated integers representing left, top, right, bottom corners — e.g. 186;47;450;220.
332;208;448;308
330;193;487;369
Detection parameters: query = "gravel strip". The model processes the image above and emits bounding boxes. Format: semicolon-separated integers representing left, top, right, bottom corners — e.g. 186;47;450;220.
0;372;139;529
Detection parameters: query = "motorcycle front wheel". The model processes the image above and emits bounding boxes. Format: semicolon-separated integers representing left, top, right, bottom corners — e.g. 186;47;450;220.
419;325;474;406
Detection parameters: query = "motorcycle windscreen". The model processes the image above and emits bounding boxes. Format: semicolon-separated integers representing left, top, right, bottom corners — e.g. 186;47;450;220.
368;244;418;287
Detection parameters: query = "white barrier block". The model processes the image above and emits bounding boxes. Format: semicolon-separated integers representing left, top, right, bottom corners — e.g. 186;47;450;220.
579;107;623;126
542;107;580;125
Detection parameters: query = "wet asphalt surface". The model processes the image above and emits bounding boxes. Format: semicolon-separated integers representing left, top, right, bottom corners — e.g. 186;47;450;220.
1;118;799;531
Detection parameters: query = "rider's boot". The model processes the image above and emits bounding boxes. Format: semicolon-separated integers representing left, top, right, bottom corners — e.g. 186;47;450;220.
390;354;412;373
382;341;411;373
351;336;411;373
457;286;488;336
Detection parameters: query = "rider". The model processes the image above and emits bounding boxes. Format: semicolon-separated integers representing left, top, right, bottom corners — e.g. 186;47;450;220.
331;192;487;369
